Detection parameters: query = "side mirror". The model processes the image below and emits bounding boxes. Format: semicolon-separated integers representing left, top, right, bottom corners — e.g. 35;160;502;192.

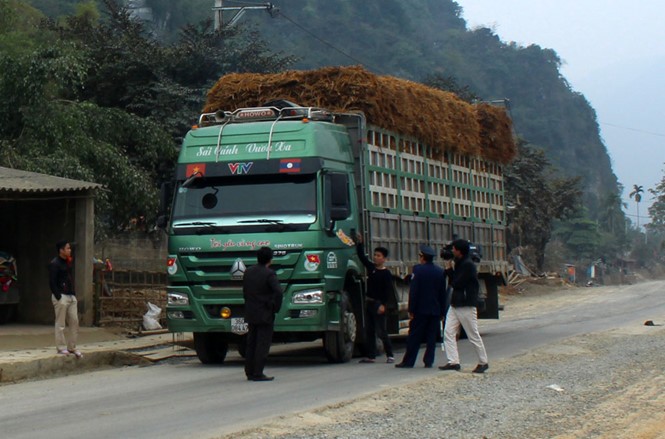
330;206;349;221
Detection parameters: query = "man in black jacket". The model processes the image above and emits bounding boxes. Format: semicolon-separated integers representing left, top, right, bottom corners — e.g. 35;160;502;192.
243;246;283;381
48;240;82;358
355;234;395;364
439;239;489;373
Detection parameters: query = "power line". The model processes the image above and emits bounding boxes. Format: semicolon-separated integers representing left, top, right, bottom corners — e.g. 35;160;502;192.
600;122;665;138
276;11;384;74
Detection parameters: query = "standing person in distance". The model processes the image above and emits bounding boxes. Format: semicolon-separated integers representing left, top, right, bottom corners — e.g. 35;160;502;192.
243;246;284;382
439;239;489;373
48;240;82;358
355;233;395;364
395;244;447;368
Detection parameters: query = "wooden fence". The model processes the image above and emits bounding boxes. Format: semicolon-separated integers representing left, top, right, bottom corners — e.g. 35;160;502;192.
95;269;167;329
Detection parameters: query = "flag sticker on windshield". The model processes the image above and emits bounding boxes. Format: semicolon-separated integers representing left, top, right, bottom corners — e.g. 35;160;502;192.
279;158;302;173
186;163;206;177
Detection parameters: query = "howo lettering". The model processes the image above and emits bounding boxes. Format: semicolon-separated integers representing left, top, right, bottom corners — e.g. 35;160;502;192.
160;68;514;364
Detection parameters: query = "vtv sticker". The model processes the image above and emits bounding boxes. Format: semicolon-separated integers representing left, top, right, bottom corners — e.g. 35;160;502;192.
228;162;253;175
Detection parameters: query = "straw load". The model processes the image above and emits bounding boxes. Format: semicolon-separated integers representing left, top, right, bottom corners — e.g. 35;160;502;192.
203;66;516;163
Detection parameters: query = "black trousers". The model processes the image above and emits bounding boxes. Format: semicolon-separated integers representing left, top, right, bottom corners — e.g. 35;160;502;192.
244;323;274;378
365;302;394;359
401;314;439;367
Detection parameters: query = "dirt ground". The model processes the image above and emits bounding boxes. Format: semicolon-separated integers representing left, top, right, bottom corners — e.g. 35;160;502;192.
500;279;665;438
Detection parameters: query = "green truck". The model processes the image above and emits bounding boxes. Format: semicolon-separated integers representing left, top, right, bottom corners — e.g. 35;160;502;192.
162;69;513;364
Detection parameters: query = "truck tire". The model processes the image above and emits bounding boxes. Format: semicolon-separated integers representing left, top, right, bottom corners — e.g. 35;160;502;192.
193;332;228;364
479;276;500;319
323;292;357;363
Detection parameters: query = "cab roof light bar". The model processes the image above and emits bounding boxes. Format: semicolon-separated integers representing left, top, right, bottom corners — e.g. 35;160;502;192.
198;106;334;127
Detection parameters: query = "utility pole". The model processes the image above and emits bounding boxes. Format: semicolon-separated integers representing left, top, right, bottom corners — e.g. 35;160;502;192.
213;0;278;30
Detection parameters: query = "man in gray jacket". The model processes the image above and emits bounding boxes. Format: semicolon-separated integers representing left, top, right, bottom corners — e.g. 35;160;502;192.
243;246;283;381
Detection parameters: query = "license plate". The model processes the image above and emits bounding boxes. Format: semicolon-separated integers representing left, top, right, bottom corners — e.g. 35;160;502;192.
231;317;248;335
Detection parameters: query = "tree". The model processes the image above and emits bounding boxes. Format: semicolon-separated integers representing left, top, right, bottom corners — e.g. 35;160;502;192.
0;41;177;235
553;213;600;261
629;184;644;228
598;190;627;235
648;165;665;233
1;0;296;237
504;140;583;271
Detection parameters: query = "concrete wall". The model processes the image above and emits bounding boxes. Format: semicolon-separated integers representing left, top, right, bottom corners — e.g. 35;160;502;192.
95;232;167;273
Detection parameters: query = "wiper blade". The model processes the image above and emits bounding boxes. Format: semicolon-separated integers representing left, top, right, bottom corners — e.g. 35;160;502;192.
237;219;284;224
173;221;230;234
174;221;217;227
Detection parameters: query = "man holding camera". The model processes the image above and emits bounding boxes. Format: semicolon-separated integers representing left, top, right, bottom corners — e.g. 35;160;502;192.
439;239;489;373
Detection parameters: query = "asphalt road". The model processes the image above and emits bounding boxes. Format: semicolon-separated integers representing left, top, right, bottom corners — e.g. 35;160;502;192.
2;280;664;439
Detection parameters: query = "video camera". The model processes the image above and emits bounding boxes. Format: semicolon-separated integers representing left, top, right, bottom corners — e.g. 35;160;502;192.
440;240;482;263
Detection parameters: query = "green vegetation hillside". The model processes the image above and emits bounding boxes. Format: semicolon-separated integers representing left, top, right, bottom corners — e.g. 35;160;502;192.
25;0;618;212
16;0;659;270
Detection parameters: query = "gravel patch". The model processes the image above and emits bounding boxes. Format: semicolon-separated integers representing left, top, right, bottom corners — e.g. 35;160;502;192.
219;323;664;438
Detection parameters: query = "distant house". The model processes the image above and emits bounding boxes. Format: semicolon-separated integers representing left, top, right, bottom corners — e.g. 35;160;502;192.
0;167;101;325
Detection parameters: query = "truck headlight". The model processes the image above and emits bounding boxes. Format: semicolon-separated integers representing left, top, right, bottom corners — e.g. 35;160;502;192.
167;292;189;306
292;289;324;304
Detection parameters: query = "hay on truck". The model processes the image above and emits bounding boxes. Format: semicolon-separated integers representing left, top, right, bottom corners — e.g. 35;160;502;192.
203;66;517;164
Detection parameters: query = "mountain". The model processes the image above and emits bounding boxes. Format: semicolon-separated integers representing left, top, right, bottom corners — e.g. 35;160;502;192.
242;0;619;212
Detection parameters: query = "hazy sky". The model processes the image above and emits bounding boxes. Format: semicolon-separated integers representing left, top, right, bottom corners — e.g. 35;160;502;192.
455;0;665;220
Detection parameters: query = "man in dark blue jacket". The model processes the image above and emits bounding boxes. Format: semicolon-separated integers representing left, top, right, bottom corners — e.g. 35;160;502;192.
439;239;489;373
395;244;447;368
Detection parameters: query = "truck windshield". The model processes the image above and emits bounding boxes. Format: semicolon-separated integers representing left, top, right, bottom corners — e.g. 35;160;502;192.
171;174;317;224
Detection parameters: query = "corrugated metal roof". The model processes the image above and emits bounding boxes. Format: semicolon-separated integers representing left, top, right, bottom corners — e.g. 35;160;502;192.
0;167;102;193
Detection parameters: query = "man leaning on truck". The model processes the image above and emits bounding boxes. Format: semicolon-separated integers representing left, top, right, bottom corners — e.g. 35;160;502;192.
242;246;284;382
355;234;395;364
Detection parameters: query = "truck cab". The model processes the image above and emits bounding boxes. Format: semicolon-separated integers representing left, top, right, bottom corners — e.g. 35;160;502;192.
164;106;366;363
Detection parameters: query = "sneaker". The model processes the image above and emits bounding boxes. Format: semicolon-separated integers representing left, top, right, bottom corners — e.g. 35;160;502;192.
71;350;83;359
438;363;461;371
386;357;395;364
359;358;376;364
57;349;70;355
472;363;489;374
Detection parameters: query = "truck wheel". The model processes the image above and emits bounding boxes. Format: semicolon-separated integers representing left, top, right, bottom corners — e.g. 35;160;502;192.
323;292;357;363
479;277;500;319
193;332;228;364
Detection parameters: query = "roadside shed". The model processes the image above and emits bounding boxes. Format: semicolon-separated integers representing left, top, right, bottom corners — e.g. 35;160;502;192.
0;167;101;325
